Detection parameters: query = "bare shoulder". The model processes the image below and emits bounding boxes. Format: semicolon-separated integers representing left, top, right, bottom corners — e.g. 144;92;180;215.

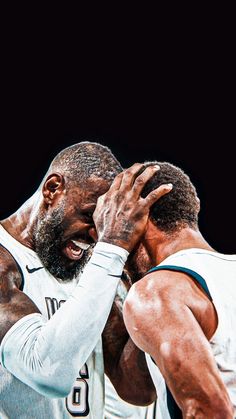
0;245;40;344
124;268;217;342
0;245;23;293
124;269;194;315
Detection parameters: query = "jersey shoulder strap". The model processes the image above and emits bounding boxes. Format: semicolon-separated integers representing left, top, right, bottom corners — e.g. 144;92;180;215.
146;264;212;300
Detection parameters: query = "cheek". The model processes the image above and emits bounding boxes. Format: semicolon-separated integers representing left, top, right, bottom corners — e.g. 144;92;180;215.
88;227;98;242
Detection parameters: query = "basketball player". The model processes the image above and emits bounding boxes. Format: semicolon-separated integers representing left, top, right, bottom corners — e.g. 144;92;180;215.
0;143;171;418
93;161;236;418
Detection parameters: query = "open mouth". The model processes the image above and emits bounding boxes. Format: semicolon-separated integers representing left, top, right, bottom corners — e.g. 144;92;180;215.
63;239;91;261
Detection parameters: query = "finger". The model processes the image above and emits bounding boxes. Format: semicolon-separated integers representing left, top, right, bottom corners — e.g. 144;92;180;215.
131;165;160;198
119;163;144;191
108;171;124;191
142;183;173;208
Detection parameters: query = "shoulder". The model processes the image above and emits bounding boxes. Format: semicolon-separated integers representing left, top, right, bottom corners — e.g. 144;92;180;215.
0;245;23;290
124;269;194;315
123;270;193;354
124;268;217;342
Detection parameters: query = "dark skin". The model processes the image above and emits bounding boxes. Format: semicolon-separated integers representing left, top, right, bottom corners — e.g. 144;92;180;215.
94;168;234;417
0;164;171;405
124;260;234;418
92;163;173;404
103;276;156;405
0;173;107;342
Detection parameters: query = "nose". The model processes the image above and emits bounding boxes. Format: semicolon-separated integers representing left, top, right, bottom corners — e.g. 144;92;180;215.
88;226;98;242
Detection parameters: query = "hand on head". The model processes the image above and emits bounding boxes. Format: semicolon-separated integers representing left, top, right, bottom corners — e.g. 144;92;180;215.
93;163;173;252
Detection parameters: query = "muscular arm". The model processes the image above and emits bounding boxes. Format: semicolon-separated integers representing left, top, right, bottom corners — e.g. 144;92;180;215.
0;242;127;398
102;277;156;405
0;247;40;340
123;271;234;418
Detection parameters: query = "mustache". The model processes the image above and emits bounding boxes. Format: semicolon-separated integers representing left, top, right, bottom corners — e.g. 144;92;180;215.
33;209;93;281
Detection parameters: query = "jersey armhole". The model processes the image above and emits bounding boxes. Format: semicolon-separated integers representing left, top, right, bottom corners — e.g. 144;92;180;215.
146;265;212;301
0;244;25;291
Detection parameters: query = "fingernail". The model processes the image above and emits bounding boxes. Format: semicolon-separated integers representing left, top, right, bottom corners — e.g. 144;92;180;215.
167;183;173;188
153;165;160;170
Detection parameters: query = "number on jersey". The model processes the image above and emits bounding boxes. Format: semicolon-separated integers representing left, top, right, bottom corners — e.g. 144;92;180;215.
66;363;90;417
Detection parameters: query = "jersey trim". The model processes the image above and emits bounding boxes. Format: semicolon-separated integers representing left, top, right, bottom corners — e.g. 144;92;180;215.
0;243;25;291
147;264;212;300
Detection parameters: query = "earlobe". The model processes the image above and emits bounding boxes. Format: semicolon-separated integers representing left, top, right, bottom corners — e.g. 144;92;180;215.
43;173;65;205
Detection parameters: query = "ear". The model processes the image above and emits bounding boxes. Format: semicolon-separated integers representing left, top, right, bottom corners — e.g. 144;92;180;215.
42;173;65;205
142;218;157;241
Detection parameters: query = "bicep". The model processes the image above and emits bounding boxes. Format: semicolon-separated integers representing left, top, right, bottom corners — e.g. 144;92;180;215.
0;266;40;343
125;296;229;412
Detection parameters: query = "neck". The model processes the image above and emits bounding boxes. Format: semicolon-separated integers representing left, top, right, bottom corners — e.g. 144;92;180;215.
0;191;41;250
143;225;215;267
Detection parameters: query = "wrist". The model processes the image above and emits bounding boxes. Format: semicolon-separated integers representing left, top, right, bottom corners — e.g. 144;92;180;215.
97;237;131;253
95;241;129;258
86;241;129;278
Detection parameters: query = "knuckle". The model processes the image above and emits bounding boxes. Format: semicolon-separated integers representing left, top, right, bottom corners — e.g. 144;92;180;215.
135;177;145;186
160;185;171;193
125;163;142;175
149;191;158;199
132;162;142;169
124;169;132;177
115;172;123;180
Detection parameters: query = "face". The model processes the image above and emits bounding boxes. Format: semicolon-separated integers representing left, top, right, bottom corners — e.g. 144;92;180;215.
34;177;110;281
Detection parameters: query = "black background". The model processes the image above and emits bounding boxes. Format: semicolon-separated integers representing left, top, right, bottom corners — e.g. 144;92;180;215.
1;22;235;254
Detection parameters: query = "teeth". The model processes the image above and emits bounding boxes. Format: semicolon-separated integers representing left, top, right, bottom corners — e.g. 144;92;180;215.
72;240;90;250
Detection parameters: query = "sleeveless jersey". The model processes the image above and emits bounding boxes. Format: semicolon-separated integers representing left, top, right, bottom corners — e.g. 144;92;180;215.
145;248;236;419
0;224;104;419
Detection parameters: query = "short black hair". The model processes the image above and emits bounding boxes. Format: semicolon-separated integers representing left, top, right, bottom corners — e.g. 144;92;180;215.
141;161;200;233
48;141;123;186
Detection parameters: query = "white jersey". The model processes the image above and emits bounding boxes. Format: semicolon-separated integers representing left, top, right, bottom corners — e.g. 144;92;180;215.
0;225;104;419
145;248;236;419
104;374;157;419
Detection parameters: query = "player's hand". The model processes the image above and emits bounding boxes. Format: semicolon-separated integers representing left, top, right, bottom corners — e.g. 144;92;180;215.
93;163;173;252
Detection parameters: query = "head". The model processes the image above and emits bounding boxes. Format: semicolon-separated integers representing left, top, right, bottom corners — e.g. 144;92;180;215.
33;141;122;281
141;161;200;233
126;161;200;281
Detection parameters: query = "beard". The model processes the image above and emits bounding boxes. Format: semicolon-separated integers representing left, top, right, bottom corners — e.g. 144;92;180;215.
33;207;91;282
126;242;152;283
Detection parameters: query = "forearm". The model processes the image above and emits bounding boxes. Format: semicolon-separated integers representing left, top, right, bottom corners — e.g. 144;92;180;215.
0;242;128;398
113;338;157;405
103;281;156;406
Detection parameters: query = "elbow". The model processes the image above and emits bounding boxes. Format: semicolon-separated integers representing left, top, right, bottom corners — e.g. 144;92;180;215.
130;391;157;407
183;398;234;419
116;384;157;407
